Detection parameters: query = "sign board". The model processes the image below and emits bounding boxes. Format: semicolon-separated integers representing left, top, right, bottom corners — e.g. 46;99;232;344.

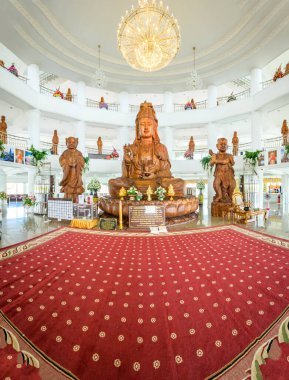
48;198;73;220
129;205;165;229
100;218;117;230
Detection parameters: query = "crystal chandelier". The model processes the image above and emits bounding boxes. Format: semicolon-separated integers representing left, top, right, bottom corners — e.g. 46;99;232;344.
186;47;202;90
92;45;107;88
117;0;181;72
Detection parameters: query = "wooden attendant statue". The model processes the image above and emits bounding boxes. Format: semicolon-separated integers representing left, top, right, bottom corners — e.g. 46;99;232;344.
97;137;103;154
232;131;239;156
189;136;195;153
59;137;85;202
281;119;288;146
0;115;7;144
52;129;59;155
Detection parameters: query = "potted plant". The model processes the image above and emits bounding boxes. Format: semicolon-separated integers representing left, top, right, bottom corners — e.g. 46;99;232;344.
243;150;261;175
135;191;143;201
0;140;5;158
83;156;90;173
184;149;194;160
127;186;138;200
196;180;205;205
200;155;212;173
155;186;166;201
273;65;284;82
28;145;49;173
0;191;7;206
23;195;36;213
87;178;101;201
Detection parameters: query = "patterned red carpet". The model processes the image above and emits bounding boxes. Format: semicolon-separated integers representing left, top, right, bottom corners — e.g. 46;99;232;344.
0;226;288;380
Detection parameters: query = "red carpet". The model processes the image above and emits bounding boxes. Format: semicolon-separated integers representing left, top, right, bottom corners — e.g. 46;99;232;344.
0;226;288;379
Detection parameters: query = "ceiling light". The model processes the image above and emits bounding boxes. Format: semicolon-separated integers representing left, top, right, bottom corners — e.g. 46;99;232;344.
92;45;107;89
117;0;181;72
187;47;202;90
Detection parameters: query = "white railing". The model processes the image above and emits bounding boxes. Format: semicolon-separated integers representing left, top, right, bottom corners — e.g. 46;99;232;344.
217;88;250;106
262;79;274;89
173;100;207;112
262;136;283;148
129;104;163;113
40;85;77;102
86;98;119;112
2;133;29;149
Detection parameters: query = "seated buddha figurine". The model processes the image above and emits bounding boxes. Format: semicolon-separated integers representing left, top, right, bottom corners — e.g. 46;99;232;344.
109;101;185;197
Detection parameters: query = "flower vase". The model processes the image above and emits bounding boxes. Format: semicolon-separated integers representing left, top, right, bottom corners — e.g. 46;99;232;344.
93;191;98;204
198;189;204;205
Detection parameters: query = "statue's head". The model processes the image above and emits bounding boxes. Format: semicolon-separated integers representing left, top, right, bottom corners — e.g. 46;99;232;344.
233;131;237;136
54;129;57;134
1;115;5;121
101;97;104;102
66;137;78;150
216;138;228;153
135;102;160;142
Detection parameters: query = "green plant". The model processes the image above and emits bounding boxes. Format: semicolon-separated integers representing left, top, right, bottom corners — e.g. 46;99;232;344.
196;180;205;190
0;191;7;200
285;144;289;155
23;195;36;207
201;155;212;173
243;150;261;174
83;156;90;173
127;186;138;196
87;178;101;192
0;140;5;158
28;145;49;169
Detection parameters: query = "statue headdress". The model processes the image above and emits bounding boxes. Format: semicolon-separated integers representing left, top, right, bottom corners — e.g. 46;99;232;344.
135;101;160;142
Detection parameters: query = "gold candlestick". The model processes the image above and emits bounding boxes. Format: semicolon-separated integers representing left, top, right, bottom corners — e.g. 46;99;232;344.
119;187;127;201
146;185;153;201
119;199;123;230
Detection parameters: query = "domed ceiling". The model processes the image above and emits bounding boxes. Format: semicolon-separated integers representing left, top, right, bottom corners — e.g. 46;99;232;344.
1;0;289;92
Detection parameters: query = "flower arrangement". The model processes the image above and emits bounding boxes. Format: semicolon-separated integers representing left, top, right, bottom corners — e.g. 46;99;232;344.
155;186;166;201
184;149;194;159
196;180;205;190
0;191;7;200
111;147;119;159
273;65;284;82
23;195;36;207
87;178;101;192
28;145;49;171
136;191;143;201
0;140;5;158
184;101;193;110
127;186;138;196
53;87;64;99
243;150;262;175
201;155;213;173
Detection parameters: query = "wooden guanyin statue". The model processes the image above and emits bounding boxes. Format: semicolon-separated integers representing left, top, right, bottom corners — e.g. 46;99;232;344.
281;119;288;146
210;137;236;216
0;115;7;143
232;131;239;156
59;137;85;202
97;136;103;154
108;101;185;197
52;129;59;155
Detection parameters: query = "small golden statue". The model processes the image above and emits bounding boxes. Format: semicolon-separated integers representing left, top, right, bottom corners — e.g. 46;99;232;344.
146;185;153;201
167;184;175;201
119;187;127;201
65;88;72;101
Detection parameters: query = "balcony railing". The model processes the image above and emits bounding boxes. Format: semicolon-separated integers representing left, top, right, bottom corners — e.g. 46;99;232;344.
0;65;28;84
217;88;251;106
40;85;77;102
2;133;29;149
86;98;119;112
129;104;163;113
262;79;274;89
173;100;207;112
262;136;283;148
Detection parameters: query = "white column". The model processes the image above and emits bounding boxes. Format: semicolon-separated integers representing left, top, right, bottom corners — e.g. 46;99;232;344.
250;68;262;96
26;109;41;149
163;92;173;113
75;120;86;154
77;81;86;106
27;64;40;92
119;126;131;159
164;126;173;158
207;85;217;108
251;111;263;150
119;92;129;113
282;174;289;215
257;168;264;209
27;169;36;195
0;169;7;192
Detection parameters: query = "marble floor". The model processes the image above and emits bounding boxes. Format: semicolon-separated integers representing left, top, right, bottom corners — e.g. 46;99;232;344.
0;202;288;248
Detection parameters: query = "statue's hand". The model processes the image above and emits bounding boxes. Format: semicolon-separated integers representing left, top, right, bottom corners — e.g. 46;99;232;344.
210;154;216;164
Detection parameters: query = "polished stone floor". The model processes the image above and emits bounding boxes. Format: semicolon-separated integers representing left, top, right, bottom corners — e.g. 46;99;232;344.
0;202;288;248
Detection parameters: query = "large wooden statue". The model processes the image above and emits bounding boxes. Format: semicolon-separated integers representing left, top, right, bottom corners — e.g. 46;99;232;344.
97;137;103;154
59;137;85;202
108;101;185;197
210;138;236;216
189;136;195;152
232;131;239;156
281;119;288;146
0;115;7;143
52;129;59;155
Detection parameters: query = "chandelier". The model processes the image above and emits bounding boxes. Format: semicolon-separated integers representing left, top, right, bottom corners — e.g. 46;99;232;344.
92;45;107;88
117;0;181;72
186;47;202;90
